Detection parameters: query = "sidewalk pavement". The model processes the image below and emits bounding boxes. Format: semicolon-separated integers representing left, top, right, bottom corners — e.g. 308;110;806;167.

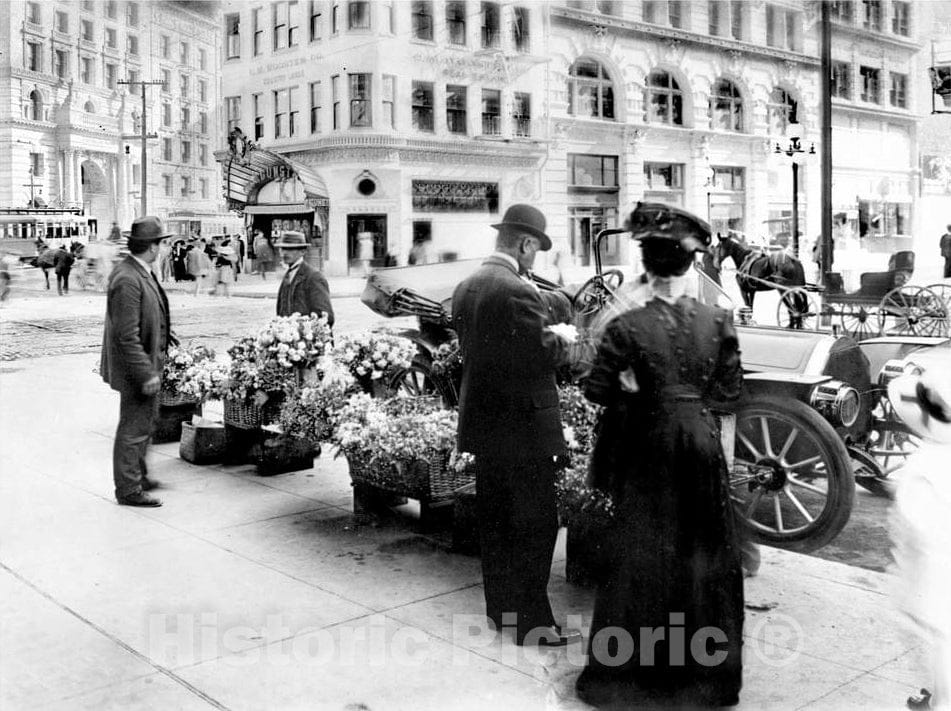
0;351;929;711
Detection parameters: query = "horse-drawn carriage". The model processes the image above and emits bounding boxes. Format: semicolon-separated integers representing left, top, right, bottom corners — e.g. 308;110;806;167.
360;229;948;553
716;237;950;339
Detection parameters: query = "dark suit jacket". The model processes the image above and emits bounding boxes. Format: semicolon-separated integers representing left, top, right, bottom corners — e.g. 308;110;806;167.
276;261;334;326
452;255;569;461
100;256;170;394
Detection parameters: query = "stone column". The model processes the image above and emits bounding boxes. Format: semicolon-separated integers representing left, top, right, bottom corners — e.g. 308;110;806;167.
64;150;74;204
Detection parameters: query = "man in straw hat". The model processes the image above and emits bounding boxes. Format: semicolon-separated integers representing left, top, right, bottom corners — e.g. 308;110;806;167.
888;361;951;710
100;216;175;507
452;204;580;648
273;231;334;326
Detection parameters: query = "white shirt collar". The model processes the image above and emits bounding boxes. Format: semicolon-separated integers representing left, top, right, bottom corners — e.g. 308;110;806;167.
491;251;519;272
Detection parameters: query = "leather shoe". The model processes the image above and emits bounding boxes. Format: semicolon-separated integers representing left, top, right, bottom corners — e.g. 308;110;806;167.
516;625;582;647
117;492;163;507
141;477;161;491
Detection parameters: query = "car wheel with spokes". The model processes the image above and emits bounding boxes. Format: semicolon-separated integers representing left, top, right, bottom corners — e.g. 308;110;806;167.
730;396;855;552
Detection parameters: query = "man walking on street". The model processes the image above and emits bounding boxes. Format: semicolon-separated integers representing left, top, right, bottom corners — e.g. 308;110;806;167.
53;244;74;295
275;231;334;326
100;216;173;507
452;204;579;647
941;224;951;279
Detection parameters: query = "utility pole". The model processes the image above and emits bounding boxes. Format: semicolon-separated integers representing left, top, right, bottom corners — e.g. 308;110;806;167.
117;79;163;216
819;0;834;281
21;168;37;207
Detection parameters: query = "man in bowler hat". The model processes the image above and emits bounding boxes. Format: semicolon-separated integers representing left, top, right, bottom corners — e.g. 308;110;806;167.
452;204;580;647
100;216;175;507
274;231;334;326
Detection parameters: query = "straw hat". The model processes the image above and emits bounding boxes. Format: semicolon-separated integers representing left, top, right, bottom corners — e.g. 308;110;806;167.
273;231;308;249
888;367;951;443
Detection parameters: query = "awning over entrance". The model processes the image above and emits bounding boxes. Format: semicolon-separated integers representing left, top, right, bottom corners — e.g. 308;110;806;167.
216;147;328;212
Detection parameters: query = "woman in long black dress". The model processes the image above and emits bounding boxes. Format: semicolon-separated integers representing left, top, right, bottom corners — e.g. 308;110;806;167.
576;202;744;709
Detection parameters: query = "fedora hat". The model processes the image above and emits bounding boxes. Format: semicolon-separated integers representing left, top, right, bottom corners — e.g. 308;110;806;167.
627;202;711;253
491;204;551;251
888;368;951;444
273;231;308;249
128;216;172;244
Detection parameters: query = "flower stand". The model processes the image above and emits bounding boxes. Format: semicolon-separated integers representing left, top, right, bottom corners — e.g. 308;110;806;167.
221;394;284;464
346;451;465;528
565;523;613;587
153;398;200;444
255;430;318;476
179;419;227;465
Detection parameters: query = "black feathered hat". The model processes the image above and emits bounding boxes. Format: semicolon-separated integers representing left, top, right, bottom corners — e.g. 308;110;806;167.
626;202;711;253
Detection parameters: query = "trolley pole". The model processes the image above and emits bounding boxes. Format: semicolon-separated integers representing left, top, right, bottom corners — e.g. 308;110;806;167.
117;79;163;217
819;0;834;281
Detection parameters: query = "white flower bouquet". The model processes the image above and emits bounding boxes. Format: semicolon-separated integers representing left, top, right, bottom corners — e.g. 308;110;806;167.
162;344;218;403
256;312;333;370
332;330;416;393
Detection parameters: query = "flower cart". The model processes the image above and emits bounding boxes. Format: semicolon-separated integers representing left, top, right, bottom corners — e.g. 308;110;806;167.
155;344;220;444
220;314;332;464
333;395;474;525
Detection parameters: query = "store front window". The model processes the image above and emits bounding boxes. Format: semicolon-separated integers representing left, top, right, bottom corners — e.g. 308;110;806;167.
643;162;684;205
709;166;746;238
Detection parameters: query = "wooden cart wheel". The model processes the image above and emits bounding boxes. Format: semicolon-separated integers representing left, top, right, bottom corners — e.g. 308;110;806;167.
776;287;818;330
878;286;948;337
839;303;877;340
925;284;951;337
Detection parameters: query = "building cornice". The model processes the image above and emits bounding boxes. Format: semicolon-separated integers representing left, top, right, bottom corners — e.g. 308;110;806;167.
830;23;920;52
831;100;920;124
551;6;819;68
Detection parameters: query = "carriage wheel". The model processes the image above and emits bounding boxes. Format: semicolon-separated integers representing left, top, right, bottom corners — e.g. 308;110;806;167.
925;284;951;337
775;287;818;330
730;396;854;552
838;303;877;340
864;396;921;477
878;286;948;337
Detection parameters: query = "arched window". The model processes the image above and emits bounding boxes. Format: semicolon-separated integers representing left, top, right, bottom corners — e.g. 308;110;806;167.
644;71;683;125
84;100;95;113
29;90;42;121
567;58;615;120
767;87;798;134
709;78;743;132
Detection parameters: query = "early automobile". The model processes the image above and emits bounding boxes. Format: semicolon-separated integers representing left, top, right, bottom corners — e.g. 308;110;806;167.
359;239;946;552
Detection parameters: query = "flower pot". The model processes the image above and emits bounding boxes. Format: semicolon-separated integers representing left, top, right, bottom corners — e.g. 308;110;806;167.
179;420;227;464
255;432;317;476
152;401;200;444
223;423;262;464
565;523;613;587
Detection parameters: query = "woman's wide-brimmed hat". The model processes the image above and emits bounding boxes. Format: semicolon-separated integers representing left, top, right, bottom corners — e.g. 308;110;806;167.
888;368;951;443
128;216;173;245
626;202;711;253
491;204;552;251
273;231;308;249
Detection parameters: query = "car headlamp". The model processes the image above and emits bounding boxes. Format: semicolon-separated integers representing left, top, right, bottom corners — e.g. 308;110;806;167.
810;380;861;428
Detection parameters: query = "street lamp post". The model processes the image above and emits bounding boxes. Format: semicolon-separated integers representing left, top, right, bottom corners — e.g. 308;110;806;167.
775;131;815;255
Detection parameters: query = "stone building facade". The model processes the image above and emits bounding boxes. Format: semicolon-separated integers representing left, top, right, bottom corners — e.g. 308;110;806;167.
0;0;230;239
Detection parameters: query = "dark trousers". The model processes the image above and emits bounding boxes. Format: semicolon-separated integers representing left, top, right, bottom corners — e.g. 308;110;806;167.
113;389;158;499
56;270;70;294
475;456;558;639
944;258;951;279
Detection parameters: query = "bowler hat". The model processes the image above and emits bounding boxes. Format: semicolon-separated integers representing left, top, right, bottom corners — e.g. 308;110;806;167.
273;231;308;249
626;202;710;253
128;216;172;244
492;204;552;251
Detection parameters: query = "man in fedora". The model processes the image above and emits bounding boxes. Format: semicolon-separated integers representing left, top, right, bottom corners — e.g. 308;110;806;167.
452;204;580;647
100;216;175;507
274;231;334;326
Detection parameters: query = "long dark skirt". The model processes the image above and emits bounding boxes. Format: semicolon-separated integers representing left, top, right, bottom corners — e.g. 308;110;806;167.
577;402;744;708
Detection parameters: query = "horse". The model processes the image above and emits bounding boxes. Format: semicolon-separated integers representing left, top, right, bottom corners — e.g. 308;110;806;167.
715;234;808;327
